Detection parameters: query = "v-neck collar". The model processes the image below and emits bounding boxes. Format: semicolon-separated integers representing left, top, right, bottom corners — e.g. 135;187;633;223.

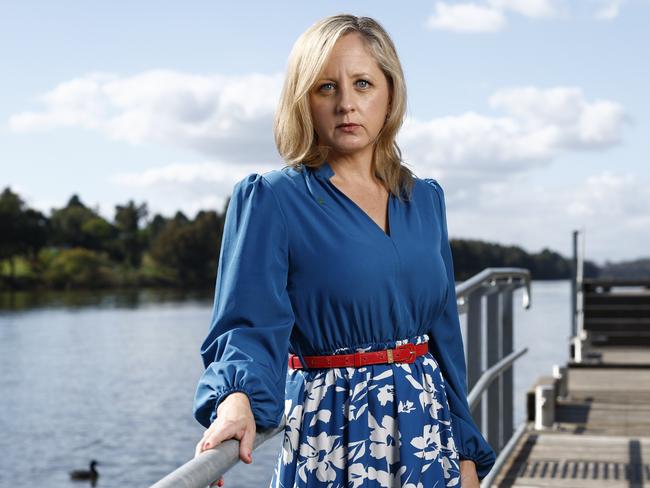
312;160;393;239
314;160;335;181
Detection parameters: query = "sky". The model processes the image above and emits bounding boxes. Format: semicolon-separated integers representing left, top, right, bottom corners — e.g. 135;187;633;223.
1;0;649;265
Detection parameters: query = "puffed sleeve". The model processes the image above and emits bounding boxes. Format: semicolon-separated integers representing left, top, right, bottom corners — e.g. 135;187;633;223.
192;173;295;430
424;178;496;481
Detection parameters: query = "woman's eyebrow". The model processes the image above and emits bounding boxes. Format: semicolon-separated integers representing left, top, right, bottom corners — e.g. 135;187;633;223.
317;72;375;81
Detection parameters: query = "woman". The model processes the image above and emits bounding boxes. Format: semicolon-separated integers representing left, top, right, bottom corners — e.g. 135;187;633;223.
193;14;496;488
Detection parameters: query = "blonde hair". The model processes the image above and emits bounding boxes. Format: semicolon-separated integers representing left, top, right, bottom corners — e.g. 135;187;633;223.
273;14;415;201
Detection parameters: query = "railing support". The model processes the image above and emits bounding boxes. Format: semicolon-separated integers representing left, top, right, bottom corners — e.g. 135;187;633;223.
534;384;555;430
501;284;515;447
486;288;501;450
466;289;484;430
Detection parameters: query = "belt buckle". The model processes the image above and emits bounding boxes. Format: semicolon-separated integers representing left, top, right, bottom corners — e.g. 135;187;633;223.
398;343;417;364
386;349;394;364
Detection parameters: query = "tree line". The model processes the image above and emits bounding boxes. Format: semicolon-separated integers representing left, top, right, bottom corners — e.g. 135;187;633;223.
0;187;224;289
1;186;602;291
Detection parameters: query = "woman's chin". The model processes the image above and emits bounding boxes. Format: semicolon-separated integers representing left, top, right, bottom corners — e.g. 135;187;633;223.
329;141;373;156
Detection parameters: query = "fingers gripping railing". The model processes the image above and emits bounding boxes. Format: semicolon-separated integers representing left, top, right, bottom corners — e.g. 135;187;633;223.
151;267;531;487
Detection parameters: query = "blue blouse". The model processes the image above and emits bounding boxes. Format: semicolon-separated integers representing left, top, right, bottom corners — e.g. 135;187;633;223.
193;160;496;479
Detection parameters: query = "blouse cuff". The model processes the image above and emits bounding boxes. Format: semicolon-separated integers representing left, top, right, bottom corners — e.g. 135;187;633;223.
193;358;286;430
450;411;497;481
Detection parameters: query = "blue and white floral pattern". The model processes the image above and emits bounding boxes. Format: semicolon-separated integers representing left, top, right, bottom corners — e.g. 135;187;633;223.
269;334;461;487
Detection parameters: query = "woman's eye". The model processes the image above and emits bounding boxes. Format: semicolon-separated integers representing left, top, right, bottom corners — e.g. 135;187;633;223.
320;82;335;91
357;79;370;88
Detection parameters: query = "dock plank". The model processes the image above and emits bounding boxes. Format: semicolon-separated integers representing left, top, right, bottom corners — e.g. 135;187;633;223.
493;430;650;487
490;356;650;487
586;346;650;365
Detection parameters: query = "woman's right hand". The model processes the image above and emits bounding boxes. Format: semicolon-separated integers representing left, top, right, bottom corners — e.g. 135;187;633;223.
194;392;256;487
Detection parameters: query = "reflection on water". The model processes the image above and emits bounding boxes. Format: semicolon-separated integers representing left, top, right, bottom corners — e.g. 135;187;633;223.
0;288;213;311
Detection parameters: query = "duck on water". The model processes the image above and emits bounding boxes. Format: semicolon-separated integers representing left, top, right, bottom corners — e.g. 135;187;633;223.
69;460;99;484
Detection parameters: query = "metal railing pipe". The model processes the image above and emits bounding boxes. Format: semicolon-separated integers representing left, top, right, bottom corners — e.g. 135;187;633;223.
150;425;284;488
456;267;531;313
468;347;528;409
480;420;528;488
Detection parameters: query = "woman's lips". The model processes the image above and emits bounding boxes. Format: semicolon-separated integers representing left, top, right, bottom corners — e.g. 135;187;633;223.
337;124;360;132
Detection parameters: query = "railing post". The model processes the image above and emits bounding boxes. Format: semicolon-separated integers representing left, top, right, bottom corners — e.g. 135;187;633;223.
553;364;568;398
534;384;555;430
501;285;514;448
571;230;578;339
466;289;483;430
486;286;501;452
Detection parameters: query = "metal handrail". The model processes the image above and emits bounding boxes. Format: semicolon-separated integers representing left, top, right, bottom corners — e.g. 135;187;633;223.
151;425;284;488
456;267;531;313
468;347;528;409
480;420;529;488
151;267;532;487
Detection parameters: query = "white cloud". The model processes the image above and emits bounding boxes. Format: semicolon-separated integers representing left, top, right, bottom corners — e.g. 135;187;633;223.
400;86;628;181
426;2;507;33
110;160;279;217
426;0;562;33
488;0;562;18
9;69;284;164
489;86;628;147
112;161;247;188
565;171;649;219
426;0;632;33
595;0;625;19
444;171;650;264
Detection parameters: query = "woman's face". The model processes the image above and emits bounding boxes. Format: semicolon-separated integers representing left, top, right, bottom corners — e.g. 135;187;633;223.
309;32;391;163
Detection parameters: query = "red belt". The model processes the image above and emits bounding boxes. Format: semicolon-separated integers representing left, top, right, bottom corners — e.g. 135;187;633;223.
288;341;429;369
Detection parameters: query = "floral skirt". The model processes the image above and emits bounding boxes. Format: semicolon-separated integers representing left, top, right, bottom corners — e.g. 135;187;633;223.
269;334;461;488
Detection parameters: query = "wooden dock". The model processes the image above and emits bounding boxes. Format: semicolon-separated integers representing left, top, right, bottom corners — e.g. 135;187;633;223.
489;277;650;487
491;360;650;486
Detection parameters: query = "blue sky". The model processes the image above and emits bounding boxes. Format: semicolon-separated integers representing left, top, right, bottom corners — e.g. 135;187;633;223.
1;0;648;264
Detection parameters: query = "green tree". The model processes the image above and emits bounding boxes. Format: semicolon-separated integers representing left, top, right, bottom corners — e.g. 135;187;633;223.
150;210;222;286
50;195;114;250
0;188;49;281
0;187;25;279
19;208;49;261
449;238;590;280
43;247;115;289
143;214;168;244
114;200;148;267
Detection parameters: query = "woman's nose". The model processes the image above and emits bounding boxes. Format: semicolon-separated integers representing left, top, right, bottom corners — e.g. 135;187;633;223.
336;85;356;113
